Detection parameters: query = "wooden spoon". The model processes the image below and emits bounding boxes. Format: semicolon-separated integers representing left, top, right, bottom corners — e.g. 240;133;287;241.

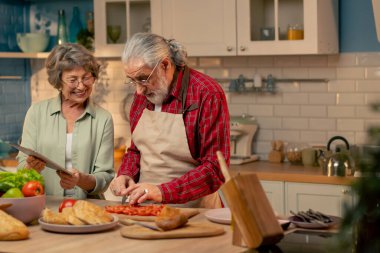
0;203;12;210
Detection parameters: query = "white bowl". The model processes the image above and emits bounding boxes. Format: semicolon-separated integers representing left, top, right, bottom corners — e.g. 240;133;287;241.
16;33;50;53
0;195;46;224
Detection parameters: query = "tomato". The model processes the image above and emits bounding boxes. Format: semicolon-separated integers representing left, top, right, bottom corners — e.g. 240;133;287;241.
2;188;24;198
58;199;77;212
22;181;44;197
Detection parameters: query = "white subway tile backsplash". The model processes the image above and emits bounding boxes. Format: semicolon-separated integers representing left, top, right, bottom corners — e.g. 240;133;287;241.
337;67;365;80
328;106;355;118
256;68;283;79
205;68;229;79
229;68;256;78
309;93;336;105
327;132;355;144
274;130;300;142
274;56;300;67
282;118;308;129
364;120;380;130
357;53;380;66
309;119;336;130
256;94;283;104
308;68;336;79
328;80;356;92
274;105;299;116
223;56;249;67
365;67;380;79
276;82;300;93
199;57;222;67
282;93;308;104
256;129;273;141
337;93;365;105
256;117;282;129
365;93;380;105
337;119;364;131
357;80;380;92
356;106;380;118
300;131;327;143
300;56;328;67
301;105;327;117
300;82;327;92
228;104;249;116
328;54;357;67
282;68;308;78
248;104;274;116
187;57;198;67
248;56;274;67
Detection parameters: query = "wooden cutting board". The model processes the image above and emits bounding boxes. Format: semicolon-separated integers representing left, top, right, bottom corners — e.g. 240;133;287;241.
120;221;225;239
117;208;200;222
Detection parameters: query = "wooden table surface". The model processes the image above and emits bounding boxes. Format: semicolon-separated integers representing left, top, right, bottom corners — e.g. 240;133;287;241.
1;196;242;253
230;161;355;185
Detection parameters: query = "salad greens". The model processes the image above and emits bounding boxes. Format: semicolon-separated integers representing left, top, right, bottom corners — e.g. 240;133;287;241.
0;169;44;193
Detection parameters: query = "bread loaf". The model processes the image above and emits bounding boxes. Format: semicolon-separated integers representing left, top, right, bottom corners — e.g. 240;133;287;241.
155;206;188;231
0;210;29;241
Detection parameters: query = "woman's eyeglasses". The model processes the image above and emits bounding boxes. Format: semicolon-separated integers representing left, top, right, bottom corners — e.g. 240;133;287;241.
63;75;95;88
125;60;161;86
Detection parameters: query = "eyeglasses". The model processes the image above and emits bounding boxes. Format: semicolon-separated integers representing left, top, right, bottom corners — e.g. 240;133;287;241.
125;60;161;86
62;75;95;88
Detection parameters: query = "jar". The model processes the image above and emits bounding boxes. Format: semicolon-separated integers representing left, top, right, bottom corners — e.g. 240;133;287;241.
286;143;303;165
287;24;304;40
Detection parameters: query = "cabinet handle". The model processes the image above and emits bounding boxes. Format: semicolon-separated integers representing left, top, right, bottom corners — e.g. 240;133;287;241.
240;46;247;51
342;189;349;194
226;46;233;52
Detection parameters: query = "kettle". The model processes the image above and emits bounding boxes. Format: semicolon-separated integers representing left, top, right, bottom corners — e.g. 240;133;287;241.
321;136;354;177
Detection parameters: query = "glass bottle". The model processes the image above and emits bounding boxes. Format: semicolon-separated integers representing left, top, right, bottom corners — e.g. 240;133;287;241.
86;11;94;34
57;9;68;45
69;7;83;43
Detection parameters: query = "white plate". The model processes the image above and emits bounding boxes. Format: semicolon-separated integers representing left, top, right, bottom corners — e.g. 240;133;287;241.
204;208;231;225
39;215;119;233
288;215;341;229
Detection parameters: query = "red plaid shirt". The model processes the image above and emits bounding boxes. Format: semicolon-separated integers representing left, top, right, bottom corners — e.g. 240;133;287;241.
118;68;230;204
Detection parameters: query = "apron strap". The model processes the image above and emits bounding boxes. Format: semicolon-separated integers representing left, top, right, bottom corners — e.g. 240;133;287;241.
180;66;198;114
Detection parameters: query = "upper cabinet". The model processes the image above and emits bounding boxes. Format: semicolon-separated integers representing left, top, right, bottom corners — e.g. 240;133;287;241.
93;0;152;57
152;0;339;56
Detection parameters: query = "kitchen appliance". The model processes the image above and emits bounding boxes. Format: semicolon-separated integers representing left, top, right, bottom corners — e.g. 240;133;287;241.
230;114;259;164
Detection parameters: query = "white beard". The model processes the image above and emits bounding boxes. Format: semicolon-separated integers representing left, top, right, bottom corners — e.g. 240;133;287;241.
145;71;170;105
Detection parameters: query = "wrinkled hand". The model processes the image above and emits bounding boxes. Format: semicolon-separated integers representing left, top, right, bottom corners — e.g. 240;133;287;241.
57;168;80;189
109;175;135;196
126;183;163;205
26;155;46;173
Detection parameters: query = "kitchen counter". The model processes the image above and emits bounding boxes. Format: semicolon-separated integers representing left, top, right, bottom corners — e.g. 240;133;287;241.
1;196;341;253
230;161;354;186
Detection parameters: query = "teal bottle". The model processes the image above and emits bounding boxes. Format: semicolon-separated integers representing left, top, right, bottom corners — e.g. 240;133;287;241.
57;9;68;45
69;7;83;43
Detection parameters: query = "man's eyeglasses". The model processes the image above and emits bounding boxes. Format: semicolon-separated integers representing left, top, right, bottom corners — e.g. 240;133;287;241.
62;75;95;88
125;60;161;86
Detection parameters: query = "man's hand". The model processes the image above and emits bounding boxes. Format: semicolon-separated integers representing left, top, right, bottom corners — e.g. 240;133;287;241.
126;183;163;204
25;155;46;173
109;175;135;196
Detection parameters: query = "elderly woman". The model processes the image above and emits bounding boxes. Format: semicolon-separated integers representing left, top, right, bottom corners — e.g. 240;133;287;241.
17;43;115;199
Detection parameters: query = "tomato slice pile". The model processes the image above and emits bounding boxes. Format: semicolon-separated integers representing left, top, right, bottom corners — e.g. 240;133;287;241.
105;204;164;216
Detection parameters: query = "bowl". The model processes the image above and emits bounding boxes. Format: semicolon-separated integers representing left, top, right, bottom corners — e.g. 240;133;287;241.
16;33;50;53
0;195;46;224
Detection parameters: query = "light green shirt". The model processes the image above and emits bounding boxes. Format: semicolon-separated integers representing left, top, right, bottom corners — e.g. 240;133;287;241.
17;95;115;199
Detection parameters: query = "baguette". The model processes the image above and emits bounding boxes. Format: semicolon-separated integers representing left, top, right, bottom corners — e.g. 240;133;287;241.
0;210;29;241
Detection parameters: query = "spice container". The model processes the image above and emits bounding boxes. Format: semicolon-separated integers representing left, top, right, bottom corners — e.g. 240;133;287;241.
286;143;303;165
287;24;304;40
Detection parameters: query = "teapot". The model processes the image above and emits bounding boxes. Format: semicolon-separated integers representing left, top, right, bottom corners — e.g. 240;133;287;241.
319;136;354;177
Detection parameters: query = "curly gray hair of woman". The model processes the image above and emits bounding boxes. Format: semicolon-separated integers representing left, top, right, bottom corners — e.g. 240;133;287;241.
45;43;100;90
121;33;188;69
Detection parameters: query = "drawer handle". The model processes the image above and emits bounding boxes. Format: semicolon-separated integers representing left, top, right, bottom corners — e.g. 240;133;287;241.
240;46;247;51
226;46;233;52
342;189;349;194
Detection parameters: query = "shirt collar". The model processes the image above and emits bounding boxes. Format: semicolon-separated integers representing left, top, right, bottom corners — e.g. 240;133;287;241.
49;94;96;118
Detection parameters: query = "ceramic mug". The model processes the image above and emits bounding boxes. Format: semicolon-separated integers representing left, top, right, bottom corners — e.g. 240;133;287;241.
302;148;317;166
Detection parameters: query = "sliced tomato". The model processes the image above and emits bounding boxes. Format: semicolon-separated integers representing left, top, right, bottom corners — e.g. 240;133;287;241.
58;199;77;212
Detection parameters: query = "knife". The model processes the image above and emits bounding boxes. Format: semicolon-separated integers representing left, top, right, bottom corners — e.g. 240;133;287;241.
121;195;130;205
119;218;160;231
0;139;72;176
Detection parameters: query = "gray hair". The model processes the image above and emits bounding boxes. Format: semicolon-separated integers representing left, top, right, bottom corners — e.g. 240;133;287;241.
121;33;187;68
45;43;100;90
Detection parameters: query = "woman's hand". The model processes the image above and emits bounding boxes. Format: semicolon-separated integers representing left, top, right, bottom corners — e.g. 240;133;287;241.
58;168;80;189
25;155;46;173
126;183;163;205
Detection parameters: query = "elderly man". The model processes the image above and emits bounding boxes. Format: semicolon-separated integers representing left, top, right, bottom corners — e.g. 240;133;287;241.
110;33;230;208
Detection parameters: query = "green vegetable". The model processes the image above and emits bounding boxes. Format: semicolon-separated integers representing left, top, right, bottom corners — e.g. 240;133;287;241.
2;187;24;198
0;169;44;193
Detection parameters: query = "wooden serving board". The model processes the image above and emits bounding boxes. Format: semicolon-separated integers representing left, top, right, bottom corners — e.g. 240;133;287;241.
117;208;199;222
120;221;225;239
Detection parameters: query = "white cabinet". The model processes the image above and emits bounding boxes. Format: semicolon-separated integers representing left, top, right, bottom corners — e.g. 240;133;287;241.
260;180;285;215
285;182;353;217
152;0;339;56
94;0;152;57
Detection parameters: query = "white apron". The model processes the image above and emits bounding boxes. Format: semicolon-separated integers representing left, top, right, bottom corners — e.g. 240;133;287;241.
132;67;221;208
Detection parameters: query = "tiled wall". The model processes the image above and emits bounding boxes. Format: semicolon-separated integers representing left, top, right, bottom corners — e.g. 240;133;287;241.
29;53;380;159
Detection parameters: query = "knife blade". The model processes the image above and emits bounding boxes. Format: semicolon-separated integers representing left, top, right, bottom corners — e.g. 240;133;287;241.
119;218;160;231
0;139;72;176
121;195;130;205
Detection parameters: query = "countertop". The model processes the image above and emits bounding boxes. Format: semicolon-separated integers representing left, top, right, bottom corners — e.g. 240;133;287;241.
1;196;340;253
230;161;354;186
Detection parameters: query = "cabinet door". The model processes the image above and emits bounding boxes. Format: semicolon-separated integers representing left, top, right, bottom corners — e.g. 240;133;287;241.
94;0;151;57
151;0;236;56
260;180;285;216
285;182;353;217
236;0;339;55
